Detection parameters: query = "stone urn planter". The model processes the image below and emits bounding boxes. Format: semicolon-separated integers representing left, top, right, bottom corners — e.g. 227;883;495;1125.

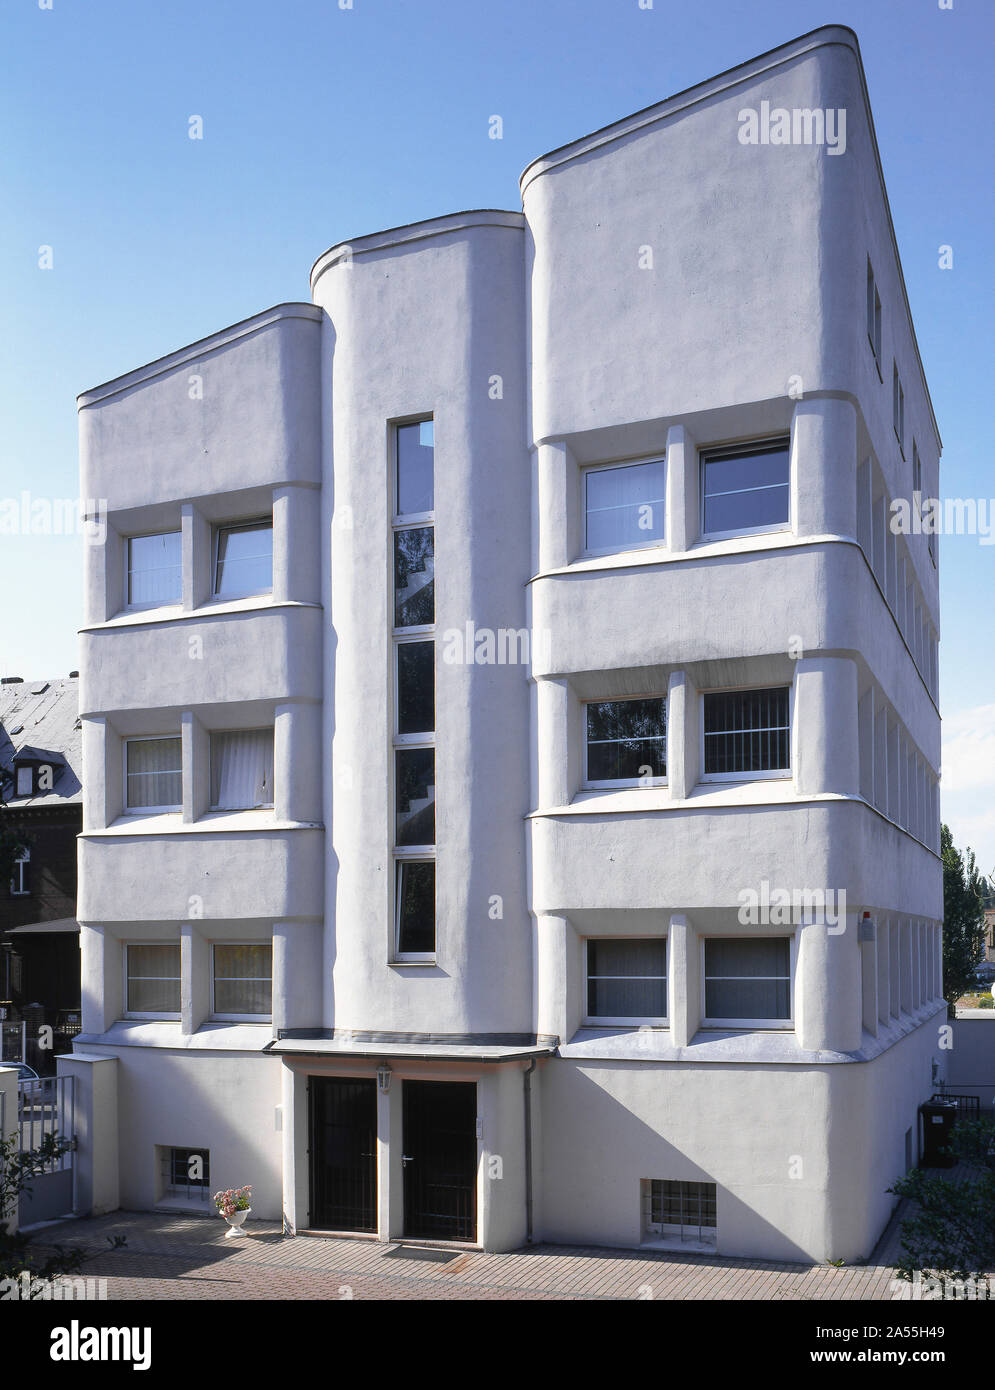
222;1207;251;1239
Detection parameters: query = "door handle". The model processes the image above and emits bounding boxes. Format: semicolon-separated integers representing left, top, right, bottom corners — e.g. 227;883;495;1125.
401;1154;414;1166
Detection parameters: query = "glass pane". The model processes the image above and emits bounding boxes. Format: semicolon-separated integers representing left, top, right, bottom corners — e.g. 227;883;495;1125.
126;738;182;808
586;460;665;551
397;642;434;734
588;940;666;1018
588;978;666;1017
704;937;790;977
394;527;434;627
702;445;789;534
127;944;180;1012
586;699;666;780
128;532;181;605
214;938;272;1014
395;748;435;845
705;978;790;1020
210;730;274;809
703;688;789;774
215;522;273;596
397;861;435;954
588;938;667;977
396;421;434;515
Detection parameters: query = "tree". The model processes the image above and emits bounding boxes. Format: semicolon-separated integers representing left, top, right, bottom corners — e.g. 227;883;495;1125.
940;823;986;1013
888;1118;995;1285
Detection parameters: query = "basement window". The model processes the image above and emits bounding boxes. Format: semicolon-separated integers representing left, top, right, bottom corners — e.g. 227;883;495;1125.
641;1179;717;1250
160;1146;211;1205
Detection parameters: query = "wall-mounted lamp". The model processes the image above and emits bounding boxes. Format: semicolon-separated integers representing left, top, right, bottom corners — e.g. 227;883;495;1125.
377;1064;392;1094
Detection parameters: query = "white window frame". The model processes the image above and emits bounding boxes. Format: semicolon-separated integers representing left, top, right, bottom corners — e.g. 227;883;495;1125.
700;933;796;1030
642;1178;718;1248
581;455;668;558
582;694;668;790
14;765;33;797
583;936;669;1027
124;941;181;1020
123;734;183;814
212;517;273;600
208;727;275;811
125;529;183;612
210;942;273;1022
10;848;30;897
699;436;792;543
392;416;435;527
393;853;436;964
866;257;882;374
699;683;793;784
393;634;435;744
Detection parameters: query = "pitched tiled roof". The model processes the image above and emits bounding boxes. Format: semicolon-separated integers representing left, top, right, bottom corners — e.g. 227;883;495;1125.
0;677;82;806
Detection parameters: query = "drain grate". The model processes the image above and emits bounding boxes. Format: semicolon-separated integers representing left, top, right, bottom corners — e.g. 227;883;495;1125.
382;1244;461;1264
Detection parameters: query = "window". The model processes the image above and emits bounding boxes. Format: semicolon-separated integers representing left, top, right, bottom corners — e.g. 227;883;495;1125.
394;527;434;628
209;730;274;810
395;420;434;517
643;1179;716;1247
393;418;436;962
10;849;30;897
893;363;905;453
214;519;273;598
161;1146;211;1203
125;736;182;811
212;943;272;1018
126;943;181;1016
700;439;790;539
395;747;435;846
586;939;667;1023
584;458;666;554
585;698;666;786
703;937;792;1026
912;440;922;498
395;860;435;959
127;531;181;607
702;687;790;778
14;766;32;797
866;258;881;364
396;640;434;734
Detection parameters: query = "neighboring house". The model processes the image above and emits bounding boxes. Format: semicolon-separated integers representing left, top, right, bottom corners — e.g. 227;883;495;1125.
985;908;995;965
0;675;83;1070
70;26;944;1260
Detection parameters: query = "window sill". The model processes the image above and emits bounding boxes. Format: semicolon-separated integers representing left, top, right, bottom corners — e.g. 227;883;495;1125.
85;813;322;836
82;596;321;632
389;959;438;968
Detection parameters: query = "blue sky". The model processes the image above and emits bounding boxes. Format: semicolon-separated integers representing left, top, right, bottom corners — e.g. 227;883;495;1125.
1;0;992;870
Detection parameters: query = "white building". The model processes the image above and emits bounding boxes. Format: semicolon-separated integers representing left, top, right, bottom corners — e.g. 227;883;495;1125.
69;25;944;1261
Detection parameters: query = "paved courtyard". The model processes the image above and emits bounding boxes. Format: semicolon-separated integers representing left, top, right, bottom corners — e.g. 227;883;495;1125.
27;1203;922;1301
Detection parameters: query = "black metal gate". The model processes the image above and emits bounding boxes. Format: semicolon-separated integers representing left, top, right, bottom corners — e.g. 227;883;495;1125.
403;1080;477;1241
308;1077;377;1231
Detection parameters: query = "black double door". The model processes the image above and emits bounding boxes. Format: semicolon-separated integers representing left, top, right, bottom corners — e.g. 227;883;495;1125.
403;1080;477;1241
309;1077;377;1232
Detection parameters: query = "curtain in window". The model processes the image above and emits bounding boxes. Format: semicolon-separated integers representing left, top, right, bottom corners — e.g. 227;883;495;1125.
126;738;182;808
588;938;667;1017
210;731;274;810
214;944;272;1015
704;938;790;1019
127;943;181;1013
128;532;181;605
586;461;665;551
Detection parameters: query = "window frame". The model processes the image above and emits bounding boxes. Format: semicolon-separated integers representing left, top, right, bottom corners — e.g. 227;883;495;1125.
699;437;792;543
866;257;882;373
211;516;274;601
581;455;668;558
699;683;793;784
582;694;668;790
124;941;182;1020
583;936;669;1027
393;854;436;963
700;933;796;1030
14;765;33;798
893;363;905;457
125;528;183;612
392;416;436;527
10;848;30;897
123;734;183;814
210;941;273;1022
208;727;275;812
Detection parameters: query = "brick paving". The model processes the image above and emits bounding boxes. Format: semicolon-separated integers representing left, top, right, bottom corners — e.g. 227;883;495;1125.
22;1200;927;1301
